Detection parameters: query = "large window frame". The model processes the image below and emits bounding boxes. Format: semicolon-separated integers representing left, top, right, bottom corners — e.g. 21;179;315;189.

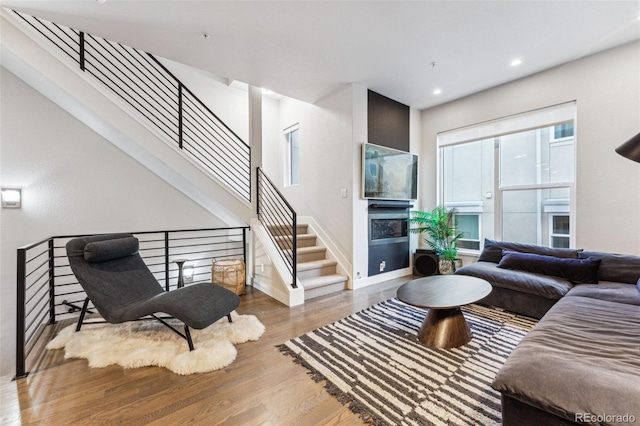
437;102;577;253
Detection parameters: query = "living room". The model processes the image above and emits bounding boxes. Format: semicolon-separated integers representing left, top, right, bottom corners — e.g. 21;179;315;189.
1;1;639;424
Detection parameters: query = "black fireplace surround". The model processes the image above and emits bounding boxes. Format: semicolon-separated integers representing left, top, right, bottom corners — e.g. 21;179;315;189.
368;201;411;276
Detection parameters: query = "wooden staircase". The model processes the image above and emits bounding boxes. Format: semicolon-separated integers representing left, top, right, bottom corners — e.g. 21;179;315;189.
274;224;348;300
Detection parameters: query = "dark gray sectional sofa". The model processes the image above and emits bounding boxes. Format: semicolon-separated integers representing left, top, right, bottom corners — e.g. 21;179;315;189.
455;239;640;425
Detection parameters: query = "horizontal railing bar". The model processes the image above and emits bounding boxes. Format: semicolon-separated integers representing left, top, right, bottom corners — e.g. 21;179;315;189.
25;258;50;279
85;34;179;119
25;273;51;293
25;318;49;360
26;246;49;264
18;237;52;252
147;53;250;151
25;281;49;306
25;302;50;337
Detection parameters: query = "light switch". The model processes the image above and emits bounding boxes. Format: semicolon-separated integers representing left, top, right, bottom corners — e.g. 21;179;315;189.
340;188;348;198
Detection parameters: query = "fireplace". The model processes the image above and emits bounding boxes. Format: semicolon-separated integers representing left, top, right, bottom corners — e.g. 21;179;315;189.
368;213;408;246
367;201;411;276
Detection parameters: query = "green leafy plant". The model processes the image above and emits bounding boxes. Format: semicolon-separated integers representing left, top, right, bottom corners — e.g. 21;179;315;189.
409;206;463;262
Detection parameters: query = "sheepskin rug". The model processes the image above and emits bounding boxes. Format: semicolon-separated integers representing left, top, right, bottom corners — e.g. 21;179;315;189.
46;312;265;375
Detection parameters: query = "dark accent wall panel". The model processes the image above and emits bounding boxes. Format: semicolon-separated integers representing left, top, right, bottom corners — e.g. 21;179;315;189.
368;90;410;152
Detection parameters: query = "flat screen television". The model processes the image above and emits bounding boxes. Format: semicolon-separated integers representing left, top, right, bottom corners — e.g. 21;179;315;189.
362;143;418;200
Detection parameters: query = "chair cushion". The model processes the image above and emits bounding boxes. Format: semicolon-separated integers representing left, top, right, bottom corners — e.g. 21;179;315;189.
478;238;580;263
497;251;601;284
84;237;139;263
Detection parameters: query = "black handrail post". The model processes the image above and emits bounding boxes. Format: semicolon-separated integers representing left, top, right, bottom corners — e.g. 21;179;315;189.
242;228;247;266
178;83;183;149
14;248;28;380
164;232;170;291
79;31;85;71
292;213;297;288
256;167;261;216
48;238;56;324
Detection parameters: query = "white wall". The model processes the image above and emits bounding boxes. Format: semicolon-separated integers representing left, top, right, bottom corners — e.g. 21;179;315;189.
421;41;640;255
262;85;355;261
0;68;225;377
263;84;422;285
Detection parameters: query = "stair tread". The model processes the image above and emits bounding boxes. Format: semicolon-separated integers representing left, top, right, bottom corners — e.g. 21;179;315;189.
297;259;338;271
290;246;325;254
300;274;348;289
274;233;315;240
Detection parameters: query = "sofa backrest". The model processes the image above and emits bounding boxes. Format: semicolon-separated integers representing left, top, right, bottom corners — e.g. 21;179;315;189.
478;239;581;263
579;251;640;284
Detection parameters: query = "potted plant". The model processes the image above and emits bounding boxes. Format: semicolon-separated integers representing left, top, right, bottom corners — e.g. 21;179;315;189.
410;206;463;274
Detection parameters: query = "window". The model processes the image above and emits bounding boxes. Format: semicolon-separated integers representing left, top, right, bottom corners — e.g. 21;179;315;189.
438;102;576;252
550;214;570;248
552;122;574;141
284;125;300;186
455;214;481;250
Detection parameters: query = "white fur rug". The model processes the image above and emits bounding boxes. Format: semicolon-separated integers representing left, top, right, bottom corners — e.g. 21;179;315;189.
46;312;265;375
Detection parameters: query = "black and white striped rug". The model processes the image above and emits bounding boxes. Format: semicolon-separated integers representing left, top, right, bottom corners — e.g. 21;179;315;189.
278;298;537;425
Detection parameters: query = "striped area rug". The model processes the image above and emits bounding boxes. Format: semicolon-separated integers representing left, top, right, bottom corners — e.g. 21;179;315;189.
278;298;537;426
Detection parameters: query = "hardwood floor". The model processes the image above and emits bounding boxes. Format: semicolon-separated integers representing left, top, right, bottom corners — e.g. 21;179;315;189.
2;277;412;425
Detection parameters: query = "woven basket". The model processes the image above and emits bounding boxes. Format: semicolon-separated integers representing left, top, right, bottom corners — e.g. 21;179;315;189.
212;259;246;295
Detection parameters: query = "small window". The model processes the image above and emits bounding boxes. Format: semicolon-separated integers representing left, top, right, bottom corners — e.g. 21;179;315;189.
550;215;570;248
284;125;300;186
455;214;481;251
551;122;574;142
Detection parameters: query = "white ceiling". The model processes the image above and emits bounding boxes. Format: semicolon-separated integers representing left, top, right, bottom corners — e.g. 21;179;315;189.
3;1;640;109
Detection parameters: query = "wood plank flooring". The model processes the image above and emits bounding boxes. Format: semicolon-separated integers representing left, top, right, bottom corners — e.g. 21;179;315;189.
2;277;412;425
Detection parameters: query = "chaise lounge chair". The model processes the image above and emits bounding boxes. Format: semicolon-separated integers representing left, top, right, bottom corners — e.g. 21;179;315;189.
66;233;240;350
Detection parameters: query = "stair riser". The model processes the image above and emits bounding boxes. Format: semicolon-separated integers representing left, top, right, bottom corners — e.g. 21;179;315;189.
304;280;347;300
298;264;338;280
267;224;308;236
275;236;317;250
297;250;327;263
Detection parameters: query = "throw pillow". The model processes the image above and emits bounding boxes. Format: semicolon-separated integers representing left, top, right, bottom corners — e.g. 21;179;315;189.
84;237;139;263
497;250;601;284
477;238;581;263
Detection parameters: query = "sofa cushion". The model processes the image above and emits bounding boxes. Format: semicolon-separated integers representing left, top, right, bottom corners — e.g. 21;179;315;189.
578;251;640;284
567;282;640;306
478;238;580;263
492;296;640;423
497;251;601;284
455;261;573;299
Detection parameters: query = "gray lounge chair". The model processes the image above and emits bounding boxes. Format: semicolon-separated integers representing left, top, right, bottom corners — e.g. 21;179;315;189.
66;233;240;350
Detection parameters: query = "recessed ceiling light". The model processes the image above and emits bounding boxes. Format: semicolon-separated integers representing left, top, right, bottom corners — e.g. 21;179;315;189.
96;0;107;3
511;58;523;67
433;88;442;95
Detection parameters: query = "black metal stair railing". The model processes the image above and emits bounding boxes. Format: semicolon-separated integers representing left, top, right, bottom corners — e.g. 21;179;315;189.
14;226;249;380
256;167;297;289
10;10;251;202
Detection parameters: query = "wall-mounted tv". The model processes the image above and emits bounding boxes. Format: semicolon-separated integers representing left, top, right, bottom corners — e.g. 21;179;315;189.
362;143;418;200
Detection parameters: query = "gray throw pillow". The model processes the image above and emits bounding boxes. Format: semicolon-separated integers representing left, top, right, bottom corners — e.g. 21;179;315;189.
478;238;580;263
498;250;601;284
84;237;139;263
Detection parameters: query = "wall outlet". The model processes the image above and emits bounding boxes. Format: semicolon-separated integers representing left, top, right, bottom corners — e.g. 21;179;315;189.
340;188;348;198
260;264;265;272
379;261;385;272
